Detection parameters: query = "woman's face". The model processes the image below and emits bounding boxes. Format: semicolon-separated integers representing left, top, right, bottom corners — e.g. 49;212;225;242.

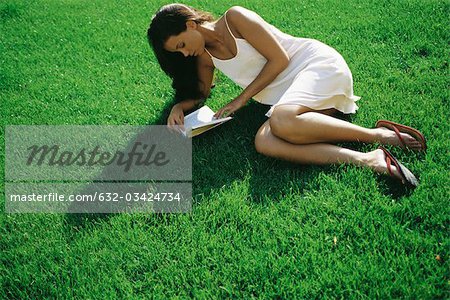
164;20;205;57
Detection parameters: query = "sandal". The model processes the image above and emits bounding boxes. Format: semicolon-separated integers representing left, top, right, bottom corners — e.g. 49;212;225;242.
376;120;427;152
378;146;419;187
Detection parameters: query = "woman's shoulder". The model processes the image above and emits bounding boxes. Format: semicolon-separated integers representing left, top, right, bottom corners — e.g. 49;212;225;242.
224;6;261;23
221;6;266;38
220;6;253;25
225;6;297;38
224;6;254;17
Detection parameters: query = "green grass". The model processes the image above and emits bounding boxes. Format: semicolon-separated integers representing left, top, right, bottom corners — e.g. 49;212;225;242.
1;0;449;298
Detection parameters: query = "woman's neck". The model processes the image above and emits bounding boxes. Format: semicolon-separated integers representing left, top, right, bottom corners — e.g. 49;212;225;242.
198;21;225;48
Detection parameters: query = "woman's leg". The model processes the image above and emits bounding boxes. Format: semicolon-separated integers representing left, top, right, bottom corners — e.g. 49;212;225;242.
269;102;423;151
255;119;404;181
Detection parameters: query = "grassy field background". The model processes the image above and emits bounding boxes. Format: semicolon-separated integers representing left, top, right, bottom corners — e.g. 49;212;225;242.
1;0;449;298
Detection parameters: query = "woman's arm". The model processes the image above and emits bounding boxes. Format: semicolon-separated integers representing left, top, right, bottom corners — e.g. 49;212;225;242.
175;99;202;113
227;6;290;102
197;51;215;104
176;52;215;113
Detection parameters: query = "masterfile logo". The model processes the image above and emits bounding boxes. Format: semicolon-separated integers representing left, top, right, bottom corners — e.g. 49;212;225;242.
26;142;170;172
5;125;192;213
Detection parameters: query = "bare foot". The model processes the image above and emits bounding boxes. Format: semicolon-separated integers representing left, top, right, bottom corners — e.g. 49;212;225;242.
376;127;423;151
365;149;405;183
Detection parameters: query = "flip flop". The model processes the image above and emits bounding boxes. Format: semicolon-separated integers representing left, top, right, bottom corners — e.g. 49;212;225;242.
378;146;419;188
376;120;427;152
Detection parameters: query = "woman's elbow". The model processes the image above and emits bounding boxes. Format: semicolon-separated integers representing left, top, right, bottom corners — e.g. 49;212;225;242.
198;82;211;100
272;54;289;72
201;87;211;99
279;54;290;70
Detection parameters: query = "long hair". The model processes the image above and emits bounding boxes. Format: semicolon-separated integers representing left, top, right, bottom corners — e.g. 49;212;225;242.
147;4;215;102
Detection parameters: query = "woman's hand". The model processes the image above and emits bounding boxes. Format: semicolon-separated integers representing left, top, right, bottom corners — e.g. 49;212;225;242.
167;103;185;133
213;96;248;119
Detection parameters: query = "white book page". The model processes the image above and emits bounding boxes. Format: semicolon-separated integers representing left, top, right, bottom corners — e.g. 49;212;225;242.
183;105;232;134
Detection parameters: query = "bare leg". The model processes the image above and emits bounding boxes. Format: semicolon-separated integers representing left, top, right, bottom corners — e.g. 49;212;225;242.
269;104;423;150
255;119;405;182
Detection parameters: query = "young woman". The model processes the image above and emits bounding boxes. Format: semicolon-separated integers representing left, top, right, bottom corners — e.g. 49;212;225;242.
147;3;426;187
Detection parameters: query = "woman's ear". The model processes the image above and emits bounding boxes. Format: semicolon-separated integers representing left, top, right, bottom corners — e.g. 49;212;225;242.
185;20;197;29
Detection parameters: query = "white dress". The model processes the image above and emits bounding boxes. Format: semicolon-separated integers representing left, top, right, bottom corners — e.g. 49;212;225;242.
204;12;361;118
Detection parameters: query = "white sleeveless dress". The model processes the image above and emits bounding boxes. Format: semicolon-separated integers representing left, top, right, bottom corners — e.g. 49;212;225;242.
204;11;361;118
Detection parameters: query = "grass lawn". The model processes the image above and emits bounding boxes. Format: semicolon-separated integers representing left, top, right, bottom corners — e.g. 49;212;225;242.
1;0;449;298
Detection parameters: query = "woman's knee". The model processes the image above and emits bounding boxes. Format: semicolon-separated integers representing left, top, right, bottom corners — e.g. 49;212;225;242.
254;134;266;154
254;122;275;155
269;107;300;138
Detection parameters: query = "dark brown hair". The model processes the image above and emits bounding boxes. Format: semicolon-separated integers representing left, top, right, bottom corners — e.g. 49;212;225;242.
147;3;215;102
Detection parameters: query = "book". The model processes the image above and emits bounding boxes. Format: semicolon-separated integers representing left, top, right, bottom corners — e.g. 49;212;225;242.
179;105;233;138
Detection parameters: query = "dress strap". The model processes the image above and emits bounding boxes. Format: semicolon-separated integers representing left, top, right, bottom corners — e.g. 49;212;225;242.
204;47;214;59
203;10;239;62
223;10;237;40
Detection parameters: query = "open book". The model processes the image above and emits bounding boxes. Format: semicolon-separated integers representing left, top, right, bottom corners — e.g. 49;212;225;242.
180;105;233;138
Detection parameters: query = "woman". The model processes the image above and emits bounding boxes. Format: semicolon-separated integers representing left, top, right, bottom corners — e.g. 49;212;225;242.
147;3;426;187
